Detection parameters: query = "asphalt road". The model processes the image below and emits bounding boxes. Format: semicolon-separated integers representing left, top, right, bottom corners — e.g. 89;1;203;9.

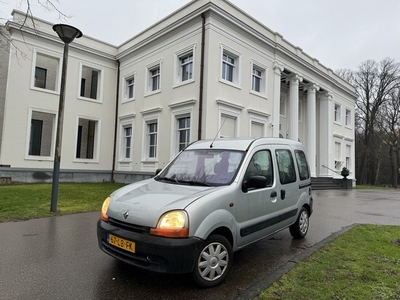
0;189;399;300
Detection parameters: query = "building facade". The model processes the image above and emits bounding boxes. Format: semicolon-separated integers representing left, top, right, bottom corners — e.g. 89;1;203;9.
0;0;356;184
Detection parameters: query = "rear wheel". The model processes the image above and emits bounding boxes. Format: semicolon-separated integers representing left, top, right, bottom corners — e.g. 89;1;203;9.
192;234;233;288
289;207;309;239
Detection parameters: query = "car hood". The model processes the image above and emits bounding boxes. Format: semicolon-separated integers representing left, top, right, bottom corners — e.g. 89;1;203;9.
107;178;222;227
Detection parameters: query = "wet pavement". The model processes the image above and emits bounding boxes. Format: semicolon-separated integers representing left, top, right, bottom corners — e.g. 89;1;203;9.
0;189;399;300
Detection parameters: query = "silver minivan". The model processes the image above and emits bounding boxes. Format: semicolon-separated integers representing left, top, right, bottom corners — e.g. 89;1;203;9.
97;138;313;287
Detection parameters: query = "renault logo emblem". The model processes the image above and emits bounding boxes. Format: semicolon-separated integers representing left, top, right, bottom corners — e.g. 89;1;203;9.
123;210;129;219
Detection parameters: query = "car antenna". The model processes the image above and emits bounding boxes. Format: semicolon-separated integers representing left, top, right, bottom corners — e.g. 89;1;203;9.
210;117;227;148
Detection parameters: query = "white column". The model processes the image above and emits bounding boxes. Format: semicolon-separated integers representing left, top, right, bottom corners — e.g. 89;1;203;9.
272;62;284;137
288;74;303;141
304;83;319;177
318;91;333;177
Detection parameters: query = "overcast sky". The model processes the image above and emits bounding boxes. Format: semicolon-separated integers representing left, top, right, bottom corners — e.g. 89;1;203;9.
2;0;400;71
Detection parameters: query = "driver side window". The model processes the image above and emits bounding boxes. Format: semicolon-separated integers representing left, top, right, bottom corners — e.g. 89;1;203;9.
244;150;273;187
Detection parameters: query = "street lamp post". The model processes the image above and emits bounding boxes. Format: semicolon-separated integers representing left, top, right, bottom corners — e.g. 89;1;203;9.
50;24;82;212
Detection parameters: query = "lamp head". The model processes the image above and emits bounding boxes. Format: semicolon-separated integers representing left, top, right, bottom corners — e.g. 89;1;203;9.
52;24;82;44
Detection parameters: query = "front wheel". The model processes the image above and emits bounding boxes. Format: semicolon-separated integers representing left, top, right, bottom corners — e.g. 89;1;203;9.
192;234;233;288
289;207;309;239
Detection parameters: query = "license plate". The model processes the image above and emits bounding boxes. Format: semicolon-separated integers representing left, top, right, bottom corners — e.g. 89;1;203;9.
107;234;135;253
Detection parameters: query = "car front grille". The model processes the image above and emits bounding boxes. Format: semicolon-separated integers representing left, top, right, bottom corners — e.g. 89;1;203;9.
108;217;150;234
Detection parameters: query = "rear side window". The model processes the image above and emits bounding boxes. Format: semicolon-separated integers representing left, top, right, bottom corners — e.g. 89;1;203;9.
295;150;310;180
275;149;296;184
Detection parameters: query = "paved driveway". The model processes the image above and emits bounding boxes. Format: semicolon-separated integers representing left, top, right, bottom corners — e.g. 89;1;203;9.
0;189;399;300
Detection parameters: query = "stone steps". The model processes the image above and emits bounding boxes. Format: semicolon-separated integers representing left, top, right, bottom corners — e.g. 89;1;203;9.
311;177;348;190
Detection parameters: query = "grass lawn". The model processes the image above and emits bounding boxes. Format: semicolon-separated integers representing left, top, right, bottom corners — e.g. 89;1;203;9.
0;182;125;222
257;224;400;300
354;185;396;190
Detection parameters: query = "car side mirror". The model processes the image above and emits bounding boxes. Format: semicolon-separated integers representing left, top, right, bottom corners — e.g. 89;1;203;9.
243;175;267;192
155;168;162;176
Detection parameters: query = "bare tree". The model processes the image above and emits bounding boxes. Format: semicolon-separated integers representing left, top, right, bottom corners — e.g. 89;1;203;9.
335;68;354;84
1;0;69;51
352;58;400;185
378;88;400;187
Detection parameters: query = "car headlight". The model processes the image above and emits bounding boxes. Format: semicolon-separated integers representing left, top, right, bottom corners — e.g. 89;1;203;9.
150;210;189;238
101;197;111;222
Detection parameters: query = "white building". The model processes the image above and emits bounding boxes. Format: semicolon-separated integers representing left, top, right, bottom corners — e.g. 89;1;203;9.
0;0;356;184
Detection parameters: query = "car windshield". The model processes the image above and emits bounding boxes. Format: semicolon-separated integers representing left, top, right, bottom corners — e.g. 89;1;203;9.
157;149;245;186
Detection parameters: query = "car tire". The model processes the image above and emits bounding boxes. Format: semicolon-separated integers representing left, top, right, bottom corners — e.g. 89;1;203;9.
289;207;309;239
192;234;233;288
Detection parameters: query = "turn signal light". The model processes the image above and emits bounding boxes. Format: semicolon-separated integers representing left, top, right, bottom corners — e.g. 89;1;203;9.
150;227;189;238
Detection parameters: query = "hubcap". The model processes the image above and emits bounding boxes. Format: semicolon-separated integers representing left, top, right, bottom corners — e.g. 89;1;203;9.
299;211;309;235
197;242;229;282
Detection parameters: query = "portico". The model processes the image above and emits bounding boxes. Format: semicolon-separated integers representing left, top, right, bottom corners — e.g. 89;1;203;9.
273;67;339;178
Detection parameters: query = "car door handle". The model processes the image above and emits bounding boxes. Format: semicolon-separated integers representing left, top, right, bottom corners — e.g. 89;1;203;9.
281;190;286;200
270;191;277;198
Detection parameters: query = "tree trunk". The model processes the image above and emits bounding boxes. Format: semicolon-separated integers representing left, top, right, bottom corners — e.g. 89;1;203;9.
394;147;399;188
374;142;383;186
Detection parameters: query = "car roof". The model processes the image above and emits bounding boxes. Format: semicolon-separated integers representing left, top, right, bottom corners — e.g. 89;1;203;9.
186;138;304;152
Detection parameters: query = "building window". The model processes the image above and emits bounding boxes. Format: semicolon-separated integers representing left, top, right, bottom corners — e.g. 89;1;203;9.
345;109;351;127
126;76;135;100
220;45;241;87
248;109;268;138
80;79;86;97
32;51;60;92
252;68;261;92
334;104;341;123
250;121;264;138
118;117;134;161
280;94;286;116
174;45;196;86
169;101;195;157
334;141;342;170
220;114;237;138
222;53;235;82
250;61;267;96
177;117;190;152
141;109;161;165
147;122;158;158
76;117;99;160
217;100;243;138
27;110;55;158
79;64;102;101
298;99;303;121
146;61;162;94
150;67;160;91
180;54;193;82
124;126;132;159
346;145;351;170
34;67;47;89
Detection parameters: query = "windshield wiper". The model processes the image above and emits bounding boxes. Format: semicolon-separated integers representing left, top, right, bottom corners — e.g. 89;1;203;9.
179;180;211;187
157;176;180;184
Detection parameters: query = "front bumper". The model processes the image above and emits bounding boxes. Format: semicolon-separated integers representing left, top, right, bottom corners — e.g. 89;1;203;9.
97;219;203;274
